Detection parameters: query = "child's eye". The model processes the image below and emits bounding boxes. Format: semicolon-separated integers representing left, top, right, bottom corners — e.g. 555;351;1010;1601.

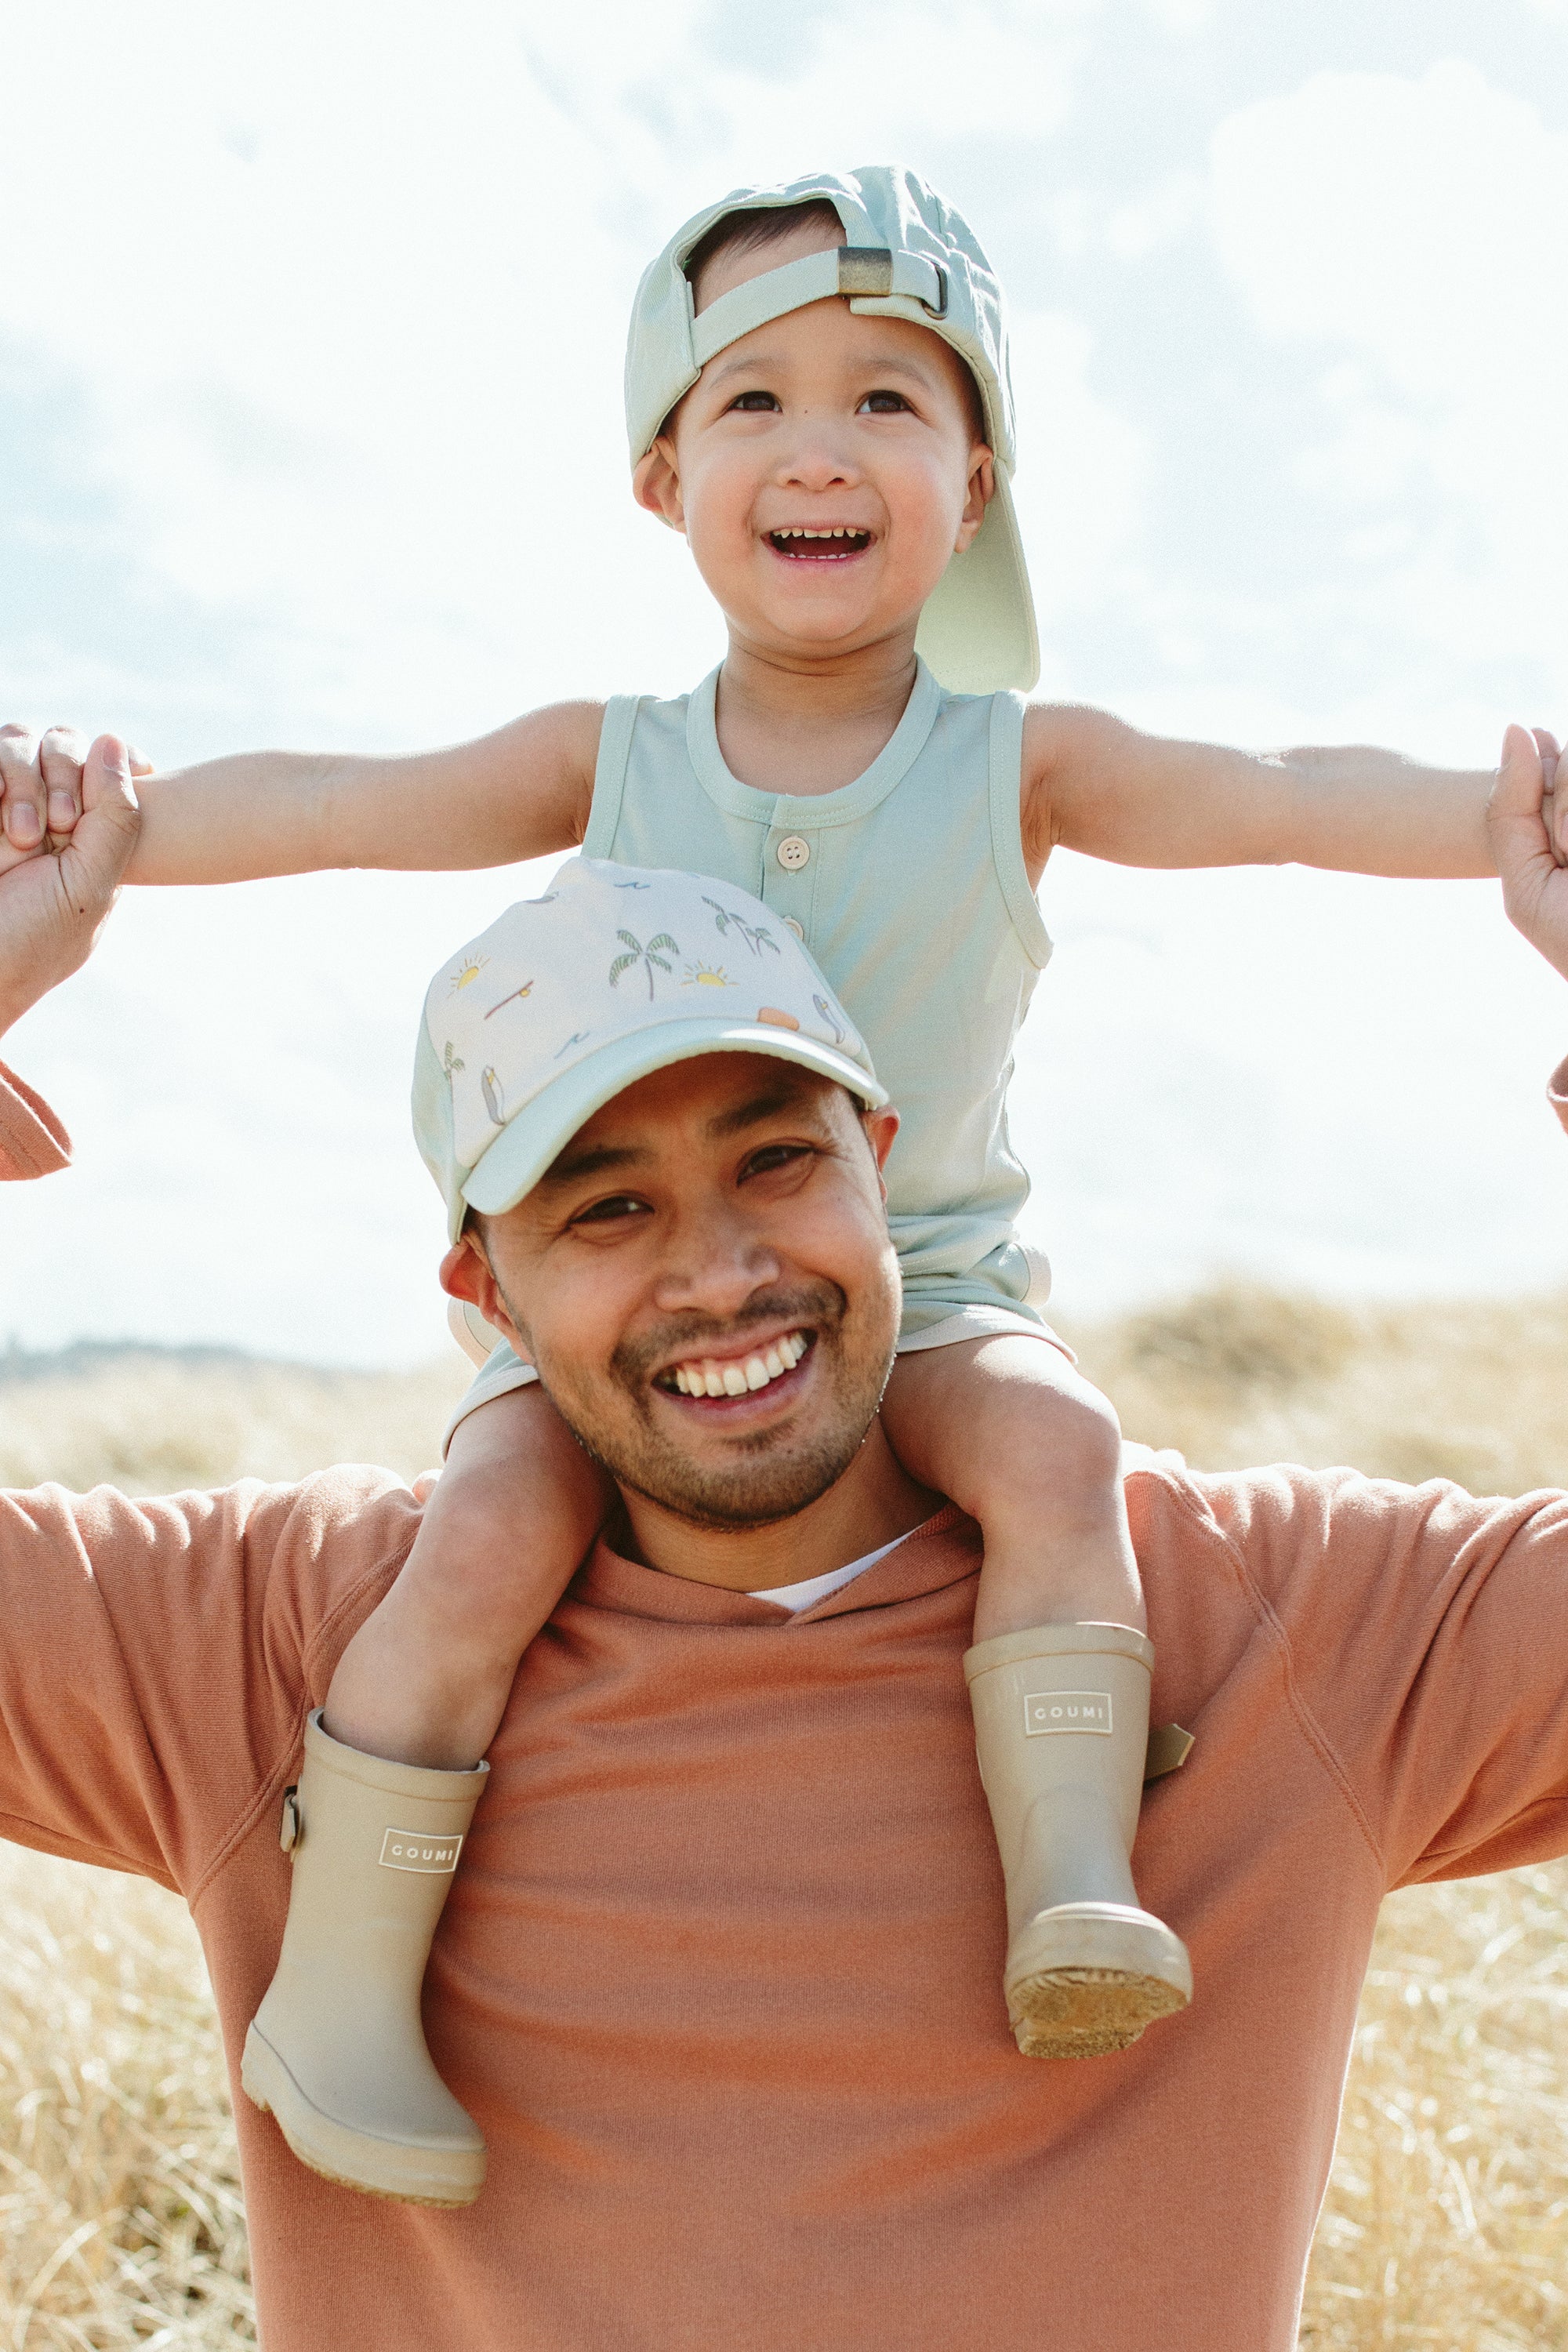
571;1193;651;1226
858;390;912;414
728;390;781;413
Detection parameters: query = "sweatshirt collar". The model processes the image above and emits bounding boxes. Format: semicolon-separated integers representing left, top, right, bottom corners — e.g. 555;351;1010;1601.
568;1504;978;1627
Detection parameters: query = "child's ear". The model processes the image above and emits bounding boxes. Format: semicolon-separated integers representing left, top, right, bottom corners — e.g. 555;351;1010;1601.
633;440;687;534
954;447;996;555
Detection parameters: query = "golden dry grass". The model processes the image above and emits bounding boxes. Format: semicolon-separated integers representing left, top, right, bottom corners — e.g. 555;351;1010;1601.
0;1296;1564;2348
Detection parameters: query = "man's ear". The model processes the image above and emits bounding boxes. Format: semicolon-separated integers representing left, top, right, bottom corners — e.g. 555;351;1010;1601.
438;1234;535;1367
862;1104;901;1196
954;447;996;555
633;438;687;533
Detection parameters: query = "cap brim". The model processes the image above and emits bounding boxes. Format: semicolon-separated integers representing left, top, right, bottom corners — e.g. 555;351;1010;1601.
458;1018;889;1236
914;467;1039;695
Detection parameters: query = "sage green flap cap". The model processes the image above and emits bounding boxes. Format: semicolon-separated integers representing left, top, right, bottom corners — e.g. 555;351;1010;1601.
412;856;887;1243
626;163;1040;698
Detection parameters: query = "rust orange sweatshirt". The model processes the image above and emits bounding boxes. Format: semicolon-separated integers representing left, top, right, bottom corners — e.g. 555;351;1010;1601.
5;1058;1568;2350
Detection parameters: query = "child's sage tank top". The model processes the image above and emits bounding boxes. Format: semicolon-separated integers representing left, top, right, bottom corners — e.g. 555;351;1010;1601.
583;659;1052;1330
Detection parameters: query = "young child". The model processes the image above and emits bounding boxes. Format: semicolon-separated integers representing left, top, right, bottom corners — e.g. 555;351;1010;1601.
5;166;1513;2205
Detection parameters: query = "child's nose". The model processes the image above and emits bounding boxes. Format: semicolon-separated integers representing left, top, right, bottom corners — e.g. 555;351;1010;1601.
777;423;859;493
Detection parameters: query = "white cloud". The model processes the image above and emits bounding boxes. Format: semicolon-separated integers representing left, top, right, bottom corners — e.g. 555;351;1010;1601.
1207;64;1568;688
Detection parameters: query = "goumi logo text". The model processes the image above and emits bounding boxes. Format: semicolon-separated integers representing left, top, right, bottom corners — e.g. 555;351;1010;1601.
379;1828;465;1874
1022;1690;1112;1737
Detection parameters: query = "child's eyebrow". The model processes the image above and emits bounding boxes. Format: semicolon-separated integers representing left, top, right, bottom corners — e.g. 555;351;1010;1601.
703;347;944;395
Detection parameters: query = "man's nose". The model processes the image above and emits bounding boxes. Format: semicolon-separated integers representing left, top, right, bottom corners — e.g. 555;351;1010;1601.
652;1200;782;1319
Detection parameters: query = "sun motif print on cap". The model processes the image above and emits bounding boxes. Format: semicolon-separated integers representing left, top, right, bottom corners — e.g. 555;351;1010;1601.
412;857;884;1242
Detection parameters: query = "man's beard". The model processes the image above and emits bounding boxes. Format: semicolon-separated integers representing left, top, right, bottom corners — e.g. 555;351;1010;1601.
524;1276;899;1533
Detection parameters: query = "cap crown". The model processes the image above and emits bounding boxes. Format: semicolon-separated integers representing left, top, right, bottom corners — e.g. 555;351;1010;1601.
412;858;883;1240
626;163;1016;470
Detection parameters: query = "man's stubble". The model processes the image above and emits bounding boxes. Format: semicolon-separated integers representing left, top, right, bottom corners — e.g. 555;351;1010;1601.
510;1275;899;1535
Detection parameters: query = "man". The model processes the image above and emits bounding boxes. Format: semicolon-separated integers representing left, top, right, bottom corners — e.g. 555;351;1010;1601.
2;730;1567;2352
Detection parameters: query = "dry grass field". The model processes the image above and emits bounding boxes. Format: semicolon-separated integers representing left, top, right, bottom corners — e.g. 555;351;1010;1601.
0;1290;1564;2347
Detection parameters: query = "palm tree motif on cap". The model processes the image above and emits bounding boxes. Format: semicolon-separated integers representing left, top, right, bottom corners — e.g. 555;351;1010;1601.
609;929;679;1000
703;898;780;958
443;1040;465;1080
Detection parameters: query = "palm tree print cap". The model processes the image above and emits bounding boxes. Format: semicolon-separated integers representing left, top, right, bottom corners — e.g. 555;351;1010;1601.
412;856;887;1241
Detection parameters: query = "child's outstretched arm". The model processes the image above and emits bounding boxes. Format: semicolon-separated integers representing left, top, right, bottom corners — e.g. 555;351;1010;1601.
0;702;604;884
1022;703;1551;882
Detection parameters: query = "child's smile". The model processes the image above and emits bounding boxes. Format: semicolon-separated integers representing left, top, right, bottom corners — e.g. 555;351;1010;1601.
766;527;875;562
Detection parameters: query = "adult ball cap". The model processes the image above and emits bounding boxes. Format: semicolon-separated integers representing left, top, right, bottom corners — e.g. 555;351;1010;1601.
412;857;887;1243
626;164;1040;699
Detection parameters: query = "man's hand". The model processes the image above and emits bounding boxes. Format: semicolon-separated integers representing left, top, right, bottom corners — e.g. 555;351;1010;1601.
0;736;143;1037
0;722;153;875
1489;724;1568;981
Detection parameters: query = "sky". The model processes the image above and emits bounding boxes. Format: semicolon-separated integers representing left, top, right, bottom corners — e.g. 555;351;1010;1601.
3;0;1567;1364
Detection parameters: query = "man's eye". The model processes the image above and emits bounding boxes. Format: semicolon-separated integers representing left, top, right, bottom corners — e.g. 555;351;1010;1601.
728;390;781;413
571;1194;650;1225
858;390;912;414
742;1144;811;1181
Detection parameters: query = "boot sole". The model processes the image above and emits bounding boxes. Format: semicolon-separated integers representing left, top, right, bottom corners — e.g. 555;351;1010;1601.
241;2025;486;2208
1005;1905;1192;2058
1009;1965;1189;2056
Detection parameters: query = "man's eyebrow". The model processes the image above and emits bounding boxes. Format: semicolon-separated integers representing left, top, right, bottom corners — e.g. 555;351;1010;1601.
704;1083;818;1140
535;1141;649;1189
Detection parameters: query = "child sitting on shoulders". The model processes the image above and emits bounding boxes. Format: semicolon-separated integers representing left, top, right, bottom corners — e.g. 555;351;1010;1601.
6;165;1526;2209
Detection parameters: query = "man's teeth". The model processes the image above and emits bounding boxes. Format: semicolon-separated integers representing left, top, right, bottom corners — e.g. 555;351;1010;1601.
670;1332;808;1396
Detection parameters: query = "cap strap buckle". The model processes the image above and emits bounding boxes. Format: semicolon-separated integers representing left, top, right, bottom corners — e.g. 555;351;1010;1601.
836;245;894;298
838;246;948;320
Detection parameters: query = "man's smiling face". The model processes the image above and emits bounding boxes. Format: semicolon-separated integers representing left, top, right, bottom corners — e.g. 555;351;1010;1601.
633;213;994;665
446;1054;904;1537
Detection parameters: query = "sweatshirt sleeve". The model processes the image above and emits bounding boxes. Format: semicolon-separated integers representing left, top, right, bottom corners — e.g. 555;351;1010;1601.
0;1469;416;1895
1191;1464;1568;1889
0;1060;71;1179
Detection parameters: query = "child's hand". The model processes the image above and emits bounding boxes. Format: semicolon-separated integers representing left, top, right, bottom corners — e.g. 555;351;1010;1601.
0;724;154;875
1490;724;1568;982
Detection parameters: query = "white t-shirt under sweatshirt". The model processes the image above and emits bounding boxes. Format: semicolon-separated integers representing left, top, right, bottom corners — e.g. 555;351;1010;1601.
748;1530;916;1615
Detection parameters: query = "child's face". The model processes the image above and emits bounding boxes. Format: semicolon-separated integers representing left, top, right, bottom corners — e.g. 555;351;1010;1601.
636;219;994;666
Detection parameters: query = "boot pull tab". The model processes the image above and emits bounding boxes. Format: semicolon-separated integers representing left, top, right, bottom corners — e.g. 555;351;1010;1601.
1144;1723;1194;1783
279;1785;302;1853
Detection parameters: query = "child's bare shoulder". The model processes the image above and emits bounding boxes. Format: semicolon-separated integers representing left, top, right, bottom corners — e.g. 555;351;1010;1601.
1018;700;1129;873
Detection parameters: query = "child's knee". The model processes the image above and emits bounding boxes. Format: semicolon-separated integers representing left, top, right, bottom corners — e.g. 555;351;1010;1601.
973;1357;1124;1517
1033;1376;1122;1473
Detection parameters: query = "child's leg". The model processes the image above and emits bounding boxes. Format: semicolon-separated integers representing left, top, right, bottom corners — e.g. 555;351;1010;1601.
880;1335;1142;1642
880;1337;1191;2060
245;1384;612;2205
325;1383;612;1769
